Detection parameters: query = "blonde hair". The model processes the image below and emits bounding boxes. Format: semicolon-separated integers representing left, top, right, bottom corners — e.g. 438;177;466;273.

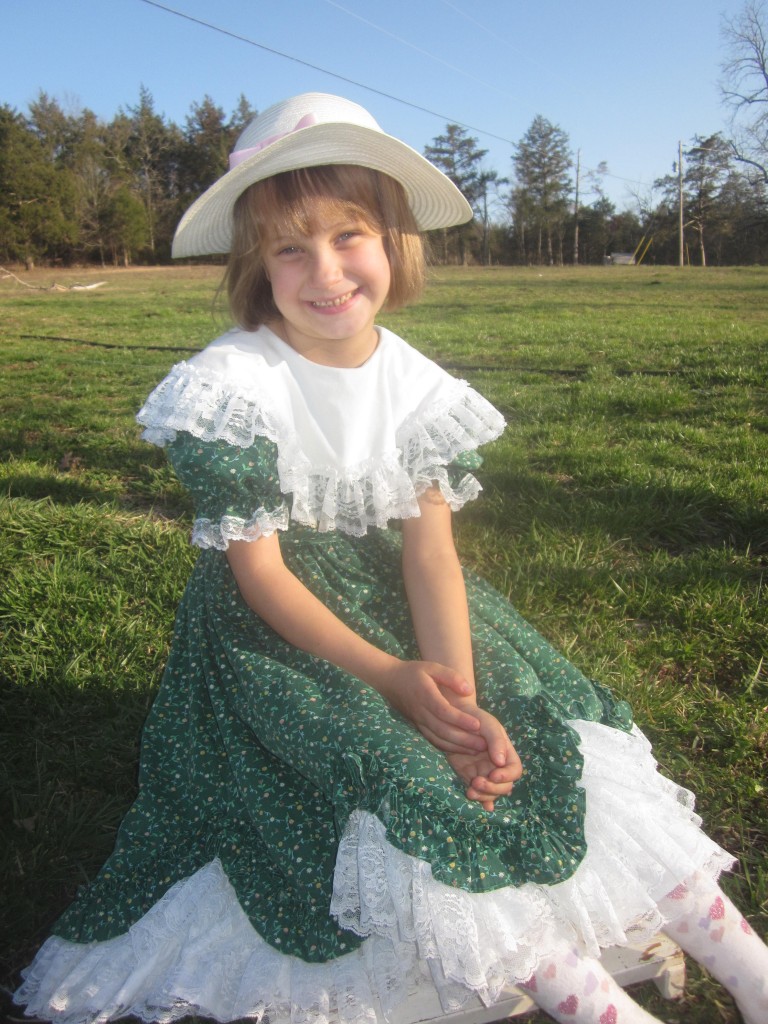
225;165;425;331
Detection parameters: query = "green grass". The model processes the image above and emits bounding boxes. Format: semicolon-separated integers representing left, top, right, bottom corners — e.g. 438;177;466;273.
1;264;766;1022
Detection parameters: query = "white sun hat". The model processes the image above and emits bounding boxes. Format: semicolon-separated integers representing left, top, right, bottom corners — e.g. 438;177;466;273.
171;92;474;257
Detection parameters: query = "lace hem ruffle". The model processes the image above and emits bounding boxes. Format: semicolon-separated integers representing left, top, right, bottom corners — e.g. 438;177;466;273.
136;361;504;540
15;722;734;1024
331;723;734;966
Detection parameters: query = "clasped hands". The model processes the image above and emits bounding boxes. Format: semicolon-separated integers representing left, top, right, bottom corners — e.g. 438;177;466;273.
378;661;523;812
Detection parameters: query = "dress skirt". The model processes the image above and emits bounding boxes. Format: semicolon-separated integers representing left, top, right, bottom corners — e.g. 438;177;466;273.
14;525;734;1024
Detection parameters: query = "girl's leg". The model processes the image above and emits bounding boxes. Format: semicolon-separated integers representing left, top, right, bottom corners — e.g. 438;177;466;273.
521;935;664;1024
658;876;768;1024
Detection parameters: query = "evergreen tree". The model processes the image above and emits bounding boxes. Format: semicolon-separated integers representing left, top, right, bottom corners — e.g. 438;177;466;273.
424;125;486;263
102;186;149;266
511;115;572;265
120;86;182;257
718;171;768;262
577;196;616;264
229;94;258;135
654;133;734;265
684;134;734;265
178;96;231;205
28;91;79;165
0;105;78;266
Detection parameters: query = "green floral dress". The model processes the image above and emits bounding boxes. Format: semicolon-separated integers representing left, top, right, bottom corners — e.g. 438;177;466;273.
15;326;732;1024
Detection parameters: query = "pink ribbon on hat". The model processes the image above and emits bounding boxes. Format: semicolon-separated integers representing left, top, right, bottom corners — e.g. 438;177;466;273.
228;113;318;170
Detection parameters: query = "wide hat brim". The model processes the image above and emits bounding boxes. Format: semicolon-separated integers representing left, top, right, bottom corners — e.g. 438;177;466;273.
172;122;474;257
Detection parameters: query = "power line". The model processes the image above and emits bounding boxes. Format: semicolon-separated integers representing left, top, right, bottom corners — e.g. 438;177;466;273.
136;0;517;146
137;0;654;194
438;0;546;69
322;0;517;102
438;0;655;192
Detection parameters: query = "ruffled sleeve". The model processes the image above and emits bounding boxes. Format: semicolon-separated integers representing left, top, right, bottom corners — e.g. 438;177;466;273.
397;384;499;512
166;433;289;550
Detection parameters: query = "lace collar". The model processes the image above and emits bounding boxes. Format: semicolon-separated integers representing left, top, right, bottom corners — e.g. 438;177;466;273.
137;325;505;536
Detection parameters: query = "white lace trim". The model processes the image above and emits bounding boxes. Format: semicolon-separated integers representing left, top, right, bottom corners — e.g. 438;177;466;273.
136;358;503;541
15;722;734;1024
191;506;291;551
137;359;280;450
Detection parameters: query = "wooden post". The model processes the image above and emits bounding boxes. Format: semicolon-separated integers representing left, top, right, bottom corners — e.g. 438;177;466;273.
573;149;580;265
678;140;684;268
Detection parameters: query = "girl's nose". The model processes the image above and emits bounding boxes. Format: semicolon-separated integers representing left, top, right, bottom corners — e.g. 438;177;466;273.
308;245;343;287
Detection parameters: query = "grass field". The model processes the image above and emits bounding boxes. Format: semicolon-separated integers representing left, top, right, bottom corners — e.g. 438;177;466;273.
1;264;766;1023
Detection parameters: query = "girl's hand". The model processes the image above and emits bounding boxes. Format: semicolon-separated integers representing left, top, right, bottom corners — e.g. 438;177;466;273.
376;660;489;755
445;707;522;812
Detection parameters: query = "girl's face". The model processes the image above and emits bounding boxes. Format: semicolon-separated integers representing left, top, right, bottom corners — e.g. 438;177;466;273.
262;206;391;367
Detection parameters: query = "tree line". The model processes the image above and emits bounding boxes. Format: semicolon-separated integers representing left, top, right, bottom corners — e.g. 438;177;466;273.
0;87;256;269
2;2;766;269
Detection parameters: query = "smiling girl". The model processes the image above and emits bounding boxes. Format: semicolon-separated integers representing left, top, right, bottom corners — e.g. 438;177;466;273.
15;92;768;1024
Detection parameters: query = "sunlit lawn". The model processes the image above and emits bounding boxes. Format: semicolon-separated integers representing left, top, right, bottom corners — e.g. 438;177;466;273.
1;263;766;1022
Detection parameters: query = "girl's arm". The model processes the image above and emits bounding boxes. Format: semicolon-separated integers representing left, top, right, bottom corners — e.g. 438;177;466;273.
225;532;486;754
401;489;523;810
400;487;477;690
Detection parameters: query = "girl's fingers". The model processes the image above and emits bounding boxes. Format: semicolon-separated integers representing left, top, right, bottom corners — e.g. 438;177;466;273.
429;665;473;696
488;761;522;783
467;774;516;798
427;693;482;734
469;781;512;798
484;749;522;779
465;786;500;812
436;705;483;734
422;717;486;751
418;725;486;755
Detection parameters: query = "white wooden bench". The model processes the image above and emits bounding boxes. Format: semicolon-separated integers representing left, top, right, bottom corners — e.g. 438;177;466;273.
387;934;685;1024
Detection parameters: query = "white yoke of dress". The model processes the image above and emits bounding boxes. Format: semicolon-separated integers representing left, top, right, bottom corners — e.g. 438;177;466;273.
138;324;506;540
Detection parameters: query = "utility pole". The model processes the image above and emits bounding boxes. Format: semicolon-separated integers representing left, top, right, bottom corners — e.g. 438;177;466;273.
573;149;580;265
678;140;684;267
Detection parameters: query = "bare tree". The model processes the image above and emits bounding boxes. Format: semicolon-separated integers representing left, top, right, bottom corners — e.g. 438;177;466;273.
720;0;768;183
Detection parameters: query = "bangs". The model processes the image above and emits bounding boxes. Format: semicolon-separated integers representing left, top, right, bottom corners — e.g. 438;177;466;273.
252;166;385;241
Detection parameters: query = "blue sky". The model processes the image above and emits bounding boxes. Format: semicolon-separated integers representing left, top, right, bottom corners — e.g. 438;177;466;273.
2;0;745;211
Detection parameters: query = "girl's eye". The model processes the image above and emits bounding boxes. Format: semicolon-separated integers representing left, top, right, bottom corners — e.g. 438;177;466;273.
276;245;302;257
337;229;362;243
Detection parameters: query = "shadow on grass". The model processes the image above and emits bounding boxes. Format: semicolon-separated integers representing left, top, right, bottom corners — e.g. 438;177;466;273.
18;333;201;354
0;673;153;987
1;436;191;520
2;472;119;506
2;469;192;523
477;468;768;556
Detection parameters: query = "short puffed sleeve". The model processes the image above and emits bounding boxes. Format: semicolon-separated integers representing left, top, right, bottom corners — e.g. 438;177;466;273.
166;432;290;550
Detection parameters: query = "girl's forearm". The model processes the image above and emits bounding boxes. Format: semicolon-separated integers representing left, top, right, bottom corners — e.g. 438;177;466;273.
402;550;476;691
401;497;476;693
226;536;483;749
229;549;399;689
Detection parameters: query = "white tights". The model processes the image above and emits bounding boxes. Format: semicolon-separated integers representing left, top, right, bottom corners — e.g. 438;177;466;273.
659;875;768;1024
520;875;768;1023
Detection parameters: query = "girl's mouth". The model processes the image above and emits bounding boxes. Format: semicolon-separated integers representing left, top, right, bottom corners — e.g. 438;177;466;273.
310;289;357;309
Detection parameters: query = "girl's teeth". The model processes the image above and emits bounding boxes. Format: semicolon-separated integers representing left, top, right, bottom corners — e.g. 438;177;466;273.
312;291;354;308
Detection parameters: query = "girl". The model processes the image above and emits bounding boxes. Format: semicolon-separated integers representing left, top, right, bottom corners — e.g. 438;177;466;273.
15;92;768;1024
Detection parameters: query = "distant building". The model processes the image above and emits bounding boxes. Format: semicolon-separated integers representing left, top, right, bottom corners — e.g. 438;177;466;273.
603;252;636;265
